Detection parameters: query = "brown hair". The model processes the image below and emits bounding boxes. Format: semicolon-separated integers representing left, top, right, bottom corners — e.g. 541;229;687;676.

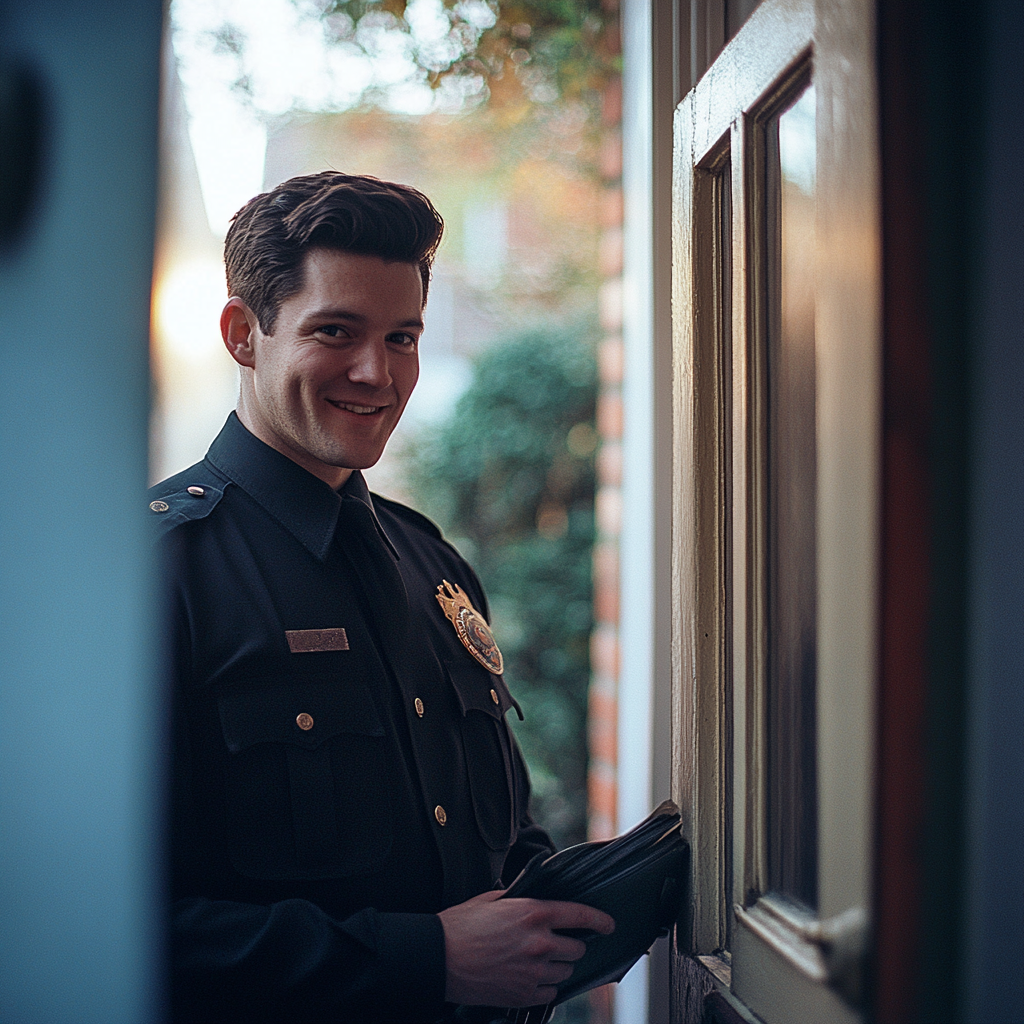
224;171;444;334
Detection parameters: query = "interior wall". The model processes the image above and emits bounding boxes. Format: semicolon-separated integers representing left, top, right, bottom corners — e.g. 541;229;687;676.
0;2;164;1020
876;2;1024;1019
964;3;1024;1020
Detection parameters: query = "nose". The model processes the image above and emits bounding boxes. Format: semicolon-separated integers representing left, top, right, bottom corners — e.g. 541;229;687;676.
347;337;392;389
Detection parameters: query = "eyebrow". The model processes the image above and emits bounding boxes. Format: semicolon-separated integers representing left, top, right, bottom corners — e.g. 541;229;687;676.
301;307;424;330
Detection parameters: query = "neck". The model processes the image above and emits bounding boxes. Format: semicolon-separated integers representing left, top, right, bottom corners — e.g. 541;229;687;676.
235;403;354;491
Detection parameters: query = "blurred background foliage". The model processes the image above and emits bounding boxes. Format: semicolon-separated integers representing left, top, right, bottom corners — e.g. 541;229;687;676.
406;323;598;849
201;0;619;176
315;0;619;111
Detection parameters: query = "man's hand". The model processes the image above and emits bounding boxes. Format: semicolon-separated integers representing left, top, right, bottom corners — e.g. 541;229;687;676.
438;889;615;1007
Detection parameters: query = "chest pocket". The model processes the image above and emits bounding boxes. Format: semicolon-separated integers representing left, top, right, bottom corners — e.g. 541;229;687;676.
217;677;392;880
445;659;518;852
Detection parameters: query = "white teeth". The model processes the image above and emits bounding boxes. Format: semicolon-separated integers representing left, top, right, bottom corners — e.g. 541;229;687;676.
332;402;380;414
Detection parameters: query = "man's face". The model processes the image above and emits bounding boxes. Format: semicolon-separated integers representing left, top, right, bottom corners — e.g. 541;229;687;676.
229;249;423;487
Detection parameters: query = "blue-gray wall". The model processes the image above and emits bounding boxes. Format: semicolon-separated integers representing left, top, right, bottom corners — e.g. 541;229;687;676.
965;4;1024;1020
0;2;164;1020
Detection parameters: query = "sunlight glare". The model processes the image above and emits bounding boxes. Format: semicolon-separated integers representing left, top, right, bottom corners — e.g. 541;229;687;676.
155;259;228;362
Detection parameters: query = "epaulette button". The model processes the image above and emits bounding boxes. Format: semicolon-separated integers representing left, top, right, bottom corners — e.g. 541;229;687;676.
187;486;205;497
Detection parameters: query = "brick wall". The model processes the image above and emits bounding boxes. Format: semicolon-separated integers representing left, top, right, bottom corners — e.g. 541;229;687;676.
587;5;623;1020
588;3;624;849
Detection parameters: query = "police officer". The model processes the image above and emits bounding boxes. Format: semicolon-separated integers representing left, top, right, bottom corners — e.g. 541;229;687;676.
151;172;613;1023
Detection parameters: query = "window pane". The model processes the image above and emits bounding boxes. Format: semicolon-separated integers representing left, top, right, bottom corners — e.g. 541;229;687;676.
767;82;817;910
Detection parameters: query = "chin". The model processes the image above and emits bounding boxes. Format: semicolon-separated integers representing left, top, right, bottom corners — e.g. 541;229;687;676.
319;447;387;473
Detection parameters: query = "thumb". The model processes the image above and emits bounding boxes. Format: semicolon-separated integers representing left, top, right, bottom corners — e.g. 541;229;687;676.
461;888;505;907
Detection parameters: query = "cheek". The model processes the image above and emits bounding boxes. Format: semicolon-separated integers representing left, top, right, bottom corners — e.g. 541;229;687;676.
397;360;419;402
281;354;330;397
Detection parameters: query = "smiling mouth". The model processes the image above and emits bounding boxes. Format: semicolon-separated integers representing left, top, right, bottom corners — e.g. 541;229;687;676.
327;400;385;415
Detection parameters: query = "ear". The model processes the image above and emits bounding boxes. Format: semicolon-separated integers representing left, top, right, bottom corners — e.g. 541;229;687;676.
221;297;261;369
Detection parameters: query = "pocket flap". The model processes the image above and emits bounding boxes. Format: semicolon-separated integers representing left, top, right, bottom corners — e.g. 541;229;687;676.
445;658;521;720
218;679;385;753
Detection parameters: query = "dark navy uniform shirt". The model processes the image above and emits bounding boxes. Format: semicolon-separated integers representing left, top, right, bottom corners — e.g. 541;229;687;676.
152;413;552;1024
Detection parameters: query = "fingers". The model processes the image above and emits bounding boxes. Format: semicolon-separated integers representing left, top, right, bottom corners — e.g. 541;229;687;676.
535;900;616;936
535;985;560;1005
462;888;504;906
439;893;615;1007
524;961;573;1010
546;934;588;963
537;960;575;986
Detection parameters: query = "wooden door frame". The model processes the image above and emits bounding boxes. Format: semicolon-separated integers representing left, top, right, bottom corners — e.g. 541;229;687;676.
670;1;880;1019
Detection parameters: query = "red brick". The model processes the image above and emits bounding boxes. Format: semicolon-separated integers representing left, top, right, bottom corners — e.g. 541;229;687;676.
598;336;624;385
588;769;616;820
601;75;622;126
600;187;624;229
590;725;617;766
599;277;623;332
596;391;623;440
588;813;616;844
598;130;622;180
597;440;623;487
590;625;620;678
589;703;618;765
589;687;618;729
602;15;621;58
589;984;614;1024
596;485;622;536
592;542;619;621
599;226;623;277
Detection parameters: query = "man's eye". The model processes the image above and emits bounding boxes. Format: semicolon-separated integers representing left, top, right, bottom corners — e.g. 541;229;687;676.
318;325;344;338
388;332;418;348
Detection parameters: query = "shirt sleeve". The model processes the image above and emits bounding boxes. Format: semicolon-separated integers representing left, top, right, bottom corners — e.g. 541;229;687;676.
172;897;446;1023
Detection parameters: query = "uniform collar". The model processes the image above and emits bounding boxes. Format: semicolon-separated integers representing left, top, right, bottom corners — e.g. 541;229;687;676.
205;412;399;562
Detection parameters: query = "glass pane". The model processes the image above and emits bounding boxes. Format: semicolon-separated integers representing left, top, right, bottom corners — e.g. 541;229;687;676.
767;82;817;910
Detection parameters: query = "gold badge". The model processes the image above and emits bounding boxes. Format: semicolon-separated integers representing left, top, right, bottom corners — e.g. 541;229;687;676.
435;580;504;675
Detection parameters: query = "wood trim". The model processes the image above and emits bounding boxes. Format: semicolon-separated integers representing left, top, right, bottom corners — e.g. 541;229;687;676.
734;901;828;984
671;91;700;953
672;96;731;956
687;1;813;167
675;1;820;950
732;914;861;1024
705;989;756;1024
673;3;879;1019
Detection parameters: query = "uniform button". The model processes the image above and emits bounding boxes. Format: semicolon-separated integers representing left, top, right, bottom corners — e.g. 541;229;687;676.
490;689;499;705
187;486;205;497
414;697;424;717
149;500;169;513
296;712;314;731
434;805;447;826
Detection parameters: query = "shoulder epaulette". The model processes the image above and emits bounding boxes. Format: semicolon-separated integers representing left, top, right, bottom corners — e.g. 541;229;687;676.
371;493;445;541
147;465;229;539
